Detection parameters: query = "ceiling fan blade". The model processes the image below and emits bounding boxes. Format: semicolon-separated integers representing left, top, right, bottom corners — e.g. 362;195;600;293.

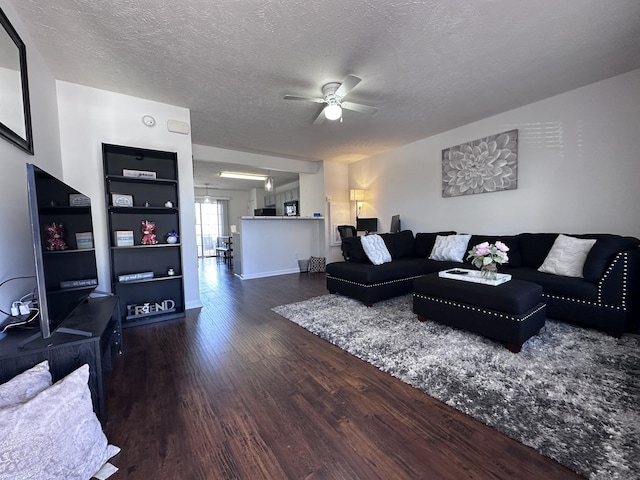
335;75;362;98
313;108;327;124
283;95;325;103
341;102;378;115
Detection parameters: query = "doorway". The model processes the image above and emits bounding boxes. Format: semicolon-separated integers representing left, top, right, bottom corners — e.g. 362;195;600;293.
195;200;228;257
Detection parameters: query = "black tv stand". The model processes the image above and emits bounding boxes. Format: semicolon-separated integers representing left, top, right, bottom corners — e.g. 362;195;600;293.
56;326;92;337
0;296;122;423
18;326;92;350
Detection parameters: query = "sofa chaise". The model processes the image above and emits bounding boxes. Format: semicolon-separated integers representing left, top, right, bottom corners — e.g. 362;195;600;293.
326;230;640;336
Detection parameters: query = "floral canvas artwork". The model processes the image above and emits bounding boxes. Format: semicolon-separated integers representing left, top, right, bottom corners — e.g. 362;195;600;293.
442;129;518;197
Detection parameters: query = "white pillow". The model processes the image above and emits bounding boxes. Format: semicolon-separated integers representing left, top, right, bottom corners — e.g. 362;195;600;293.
429;234;471;262
0;361;52;408
360;234;392;265
0;364;120;480
538;234;597;278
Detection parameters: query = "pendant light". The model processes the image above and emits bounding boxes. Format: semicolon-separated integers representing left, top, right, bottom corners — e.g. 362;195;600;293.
204;183;211;203
265;171;274;192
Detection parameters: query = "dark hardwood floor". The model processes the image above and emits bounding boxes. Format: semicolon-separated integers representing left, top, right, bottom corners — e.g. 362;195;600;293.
104;258;582;479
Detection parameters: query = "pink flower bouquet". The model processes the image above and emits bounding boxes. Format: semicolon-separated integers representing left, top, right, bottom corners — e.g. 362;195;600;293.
467;241;510;269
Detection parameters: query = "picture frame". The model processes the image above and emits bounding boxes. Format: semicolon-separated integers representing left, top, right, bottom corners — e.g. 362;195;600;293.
111;193;133;207
114;230;134;247
331;224;342;246
0;8;33;154
442;129;518;198
75;232;93;249
284;200;298;217
68;193;90;206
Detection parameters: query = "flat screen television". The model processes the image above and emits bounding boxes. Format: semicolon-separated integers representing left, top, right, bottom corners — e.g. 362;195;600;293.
356;217;378;233
23;163;98;346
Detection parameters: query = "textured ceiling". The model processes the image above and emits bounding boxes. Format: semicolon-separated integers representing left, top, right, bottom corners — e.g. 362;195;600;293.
10;0;640;170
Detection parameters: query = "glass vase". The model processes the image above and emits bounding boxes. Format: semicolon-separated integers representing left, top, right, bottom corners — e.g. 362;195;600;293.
481;262;498;280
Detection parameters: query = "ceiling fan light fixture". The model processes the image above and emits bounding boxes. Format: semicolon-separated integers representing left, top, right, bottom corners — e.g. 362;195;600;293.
325;103;342;121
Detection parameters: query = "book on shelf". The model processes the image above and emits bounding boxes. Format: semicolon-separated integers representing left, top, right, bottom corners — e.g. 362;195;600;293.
60;278;98;289
118;271;154;282
122;169;156;179
75;232;94;249
115;230;134;247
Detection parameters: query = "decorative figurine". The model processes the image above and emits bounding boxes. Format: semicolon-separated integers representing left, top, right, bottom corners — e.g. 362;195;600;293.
44;223;68;250
166;230;179;244
140;220;158;245
167;268;175;276
164;201;173;208
144;201;150;207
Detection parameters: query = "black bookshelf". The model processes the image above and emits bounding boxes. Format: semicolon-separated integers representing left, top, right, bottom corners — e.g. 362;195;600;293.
102;144;185;327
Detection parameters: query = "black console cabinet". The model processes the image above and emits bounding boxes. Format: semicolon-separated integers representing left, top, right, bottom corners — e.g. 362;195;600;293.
102;143;185;327
0;296;121;423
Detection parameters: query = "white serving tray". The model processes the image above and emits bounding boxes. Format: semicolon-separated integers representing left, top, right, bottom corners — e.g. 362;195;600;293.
438;268;512;286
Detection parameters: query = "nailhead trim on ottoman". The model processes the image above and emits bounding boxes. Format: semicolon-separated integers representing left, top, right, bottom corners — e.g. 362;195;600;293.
413;273;547;352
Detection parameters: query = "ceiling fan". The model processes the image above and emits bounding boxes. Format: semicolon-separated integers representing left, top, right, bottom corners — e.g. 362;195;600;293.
284;74;378;124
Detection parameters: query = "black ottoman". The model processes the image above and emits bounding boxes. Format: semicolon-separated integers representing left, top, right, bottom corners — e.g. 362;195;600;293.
413;273;546;352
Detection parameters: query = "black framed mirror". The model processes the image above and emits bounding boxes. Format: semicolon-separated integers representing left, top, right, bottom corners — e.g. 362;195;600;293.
0;7;33;154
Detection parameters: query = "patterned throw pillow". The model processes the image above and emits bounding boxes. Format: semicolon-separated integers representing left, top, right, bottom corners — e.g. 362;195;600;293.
0;364;120;480
0;361;51;408
308;256;326;273
360;234;392;265
538;234;596;278
429;234;471;262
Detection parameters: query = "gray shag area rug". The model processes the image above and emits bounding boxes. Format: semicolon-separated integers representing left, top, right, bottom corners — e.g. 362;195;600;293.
273;294;640;479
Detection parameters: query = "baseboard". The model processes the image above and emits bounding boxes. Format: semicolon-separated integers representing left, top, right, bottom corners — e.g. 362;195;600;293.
239;268;301;280
185;300;203;310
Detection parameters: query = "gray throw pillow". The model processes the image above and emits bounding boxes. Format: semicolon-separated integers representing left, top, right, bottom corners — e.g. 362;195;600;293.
538;234;596;278
0;364;119;480
429;234;471;262
0;361;51;408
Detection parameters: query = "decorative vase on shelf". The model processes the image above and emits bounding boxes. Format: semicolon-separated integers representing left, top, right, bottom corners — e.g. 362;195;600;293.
166;230;179;244
481;262;498;280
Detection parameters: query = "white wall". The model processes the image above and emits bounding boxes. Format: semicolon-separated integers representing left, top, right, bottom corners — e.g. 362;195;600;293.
350;68;640;238
239;218;324;279
56;81;201;310
299;164;325;218
0;0;63;318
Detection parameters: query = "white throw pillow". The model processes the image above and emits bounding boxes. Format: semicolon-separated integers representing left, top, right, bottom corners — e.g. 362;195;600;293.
429;234;472;262
0;364;120;480
360;234;392;265
0;361;52;408
538;234;597;278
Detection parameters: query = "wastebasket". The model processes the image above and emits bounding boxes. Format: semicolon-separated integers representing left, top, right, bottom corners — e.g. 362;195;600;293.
298;258;309;273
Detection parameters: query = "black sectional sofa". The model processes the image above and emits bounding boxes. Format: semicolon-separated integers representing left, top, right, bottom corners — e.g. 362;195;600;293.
326;230;640;336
